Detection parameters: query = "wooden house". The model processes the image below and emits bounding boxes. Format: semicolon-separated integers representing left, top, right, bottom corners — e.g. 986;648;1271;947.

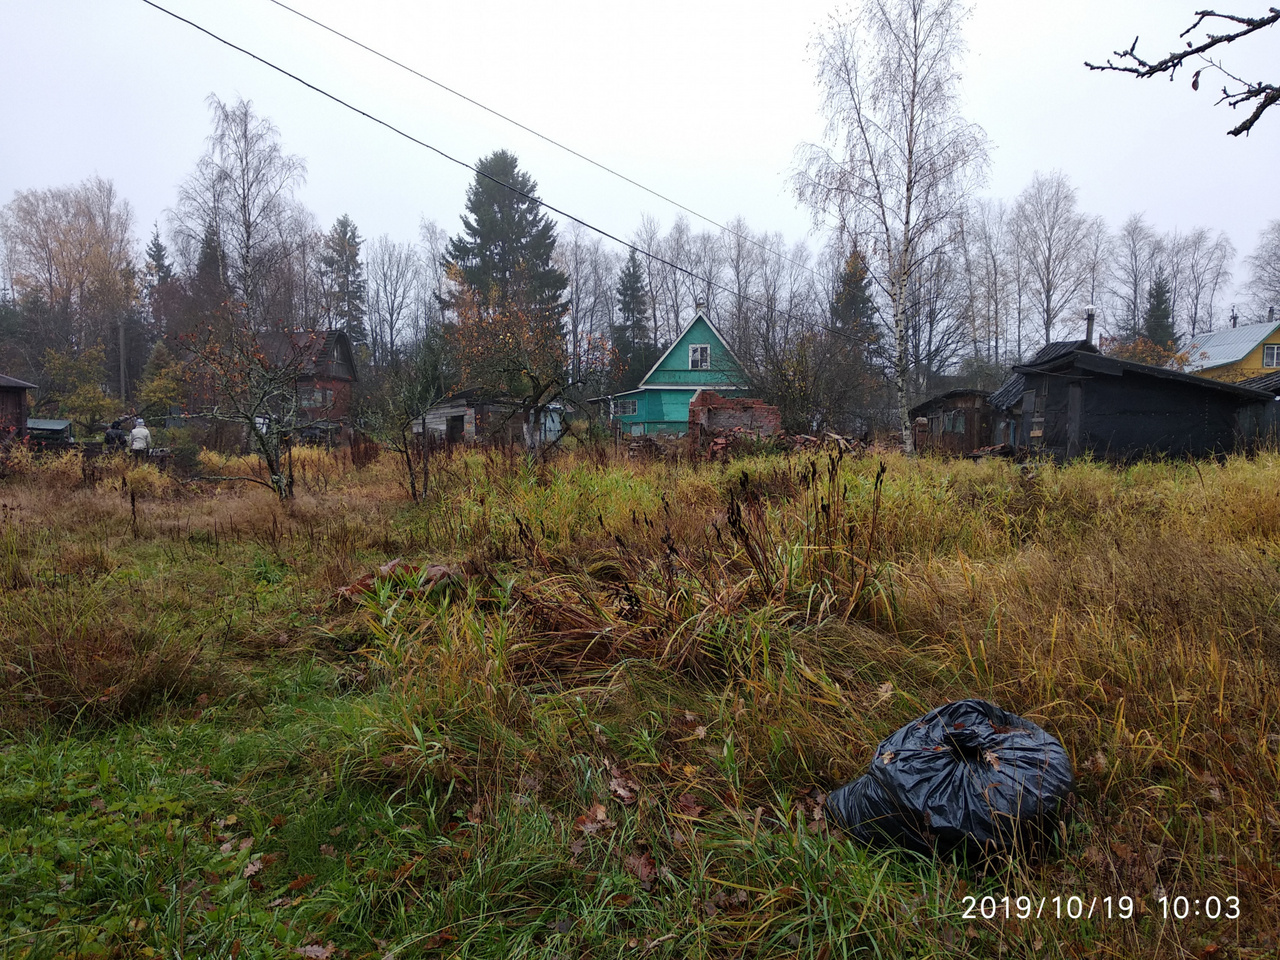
908;388;993;455
258;329;358;436
994;342;1270;460
1183;319;1280;382
413;388;564;447
604;310;752;436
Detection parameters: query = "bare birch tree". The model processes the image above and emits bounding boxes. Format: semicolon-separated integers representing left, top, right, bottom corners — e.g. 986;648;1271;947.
796;0;988;449
1244;220;1280;321
366;236;420;370
1181;227;1235;336
172;96;307;331
1011;171;1090;346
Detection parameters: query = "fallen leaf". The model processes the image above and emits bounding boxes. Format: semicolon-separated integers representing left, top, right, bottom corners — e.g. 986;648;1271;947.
574;802;616;834
676;793;706;818
288;873;316;892
875;680;894;703
294;944;336;959
624;850;658;889
609;766;640;805
243;859;262;878
319;844;337;857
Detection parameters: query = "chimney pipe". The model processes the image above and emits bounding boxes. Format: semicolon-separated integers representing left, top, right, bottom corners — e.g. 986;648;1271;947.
1085;304;1095;345
1231;306;1238;329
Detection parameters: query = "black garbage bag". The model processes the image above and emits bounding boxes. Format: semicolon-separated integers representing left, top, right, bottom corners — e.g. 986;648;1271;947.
826;699;1073;857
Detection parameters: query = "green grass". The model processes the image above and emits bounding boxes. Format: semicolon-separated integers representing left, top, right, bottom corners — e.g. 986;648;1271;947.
0;443;1277;957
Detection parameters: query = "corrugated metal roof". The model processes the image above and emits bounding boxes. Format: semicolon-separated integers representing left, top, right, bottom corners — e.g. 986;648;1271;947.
1183;320;1280;371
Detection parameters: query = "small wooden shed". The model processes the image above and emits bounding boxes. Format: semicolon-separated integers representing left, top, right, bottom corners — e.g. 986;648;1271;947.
908;389;993;455
0;374;37;444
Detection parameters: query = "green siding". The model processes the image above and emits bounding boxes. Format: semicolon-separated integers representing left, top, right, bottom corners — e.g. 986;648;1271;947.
611;314;751;435
646;317;746;387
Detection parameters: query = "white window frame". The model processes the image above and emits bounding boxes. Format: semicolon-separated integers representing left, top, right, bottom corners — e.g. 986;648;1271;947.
614;398;638;417
1264;344;1280;368
689;344;710;370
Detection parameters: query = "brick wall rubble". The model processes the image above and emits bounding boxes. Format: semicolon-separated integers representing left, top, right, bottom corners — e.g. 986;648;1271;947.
688;392;782;437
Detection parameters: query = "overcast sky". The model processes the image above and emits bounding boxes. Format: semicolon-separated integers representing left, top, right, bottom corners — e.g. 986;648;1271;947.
2;0;1277;292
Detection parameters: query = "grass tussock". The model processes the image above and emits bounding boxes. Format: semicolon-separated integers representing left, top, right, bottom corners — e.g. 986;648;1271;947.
1;441;1278;957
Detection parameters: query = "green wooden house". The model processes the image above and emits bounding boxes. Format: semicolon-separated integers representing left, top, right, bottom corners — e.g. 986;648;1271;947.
608;311;751;435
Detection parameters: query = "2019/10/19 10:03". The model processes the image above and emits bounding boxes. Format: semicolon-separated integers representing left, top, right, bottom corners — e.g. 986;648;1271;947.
960;895;1242;921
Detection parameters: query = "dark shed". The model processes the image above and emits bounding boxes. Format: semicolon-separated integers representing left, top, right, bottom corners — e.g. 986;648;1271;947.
908;389;993;455
0;374;37;444
1009;346;1271;460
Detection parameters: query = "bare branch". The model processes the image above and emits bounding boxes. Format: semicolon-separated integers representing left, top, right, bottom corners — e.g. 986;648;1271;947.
1085;7;1280;135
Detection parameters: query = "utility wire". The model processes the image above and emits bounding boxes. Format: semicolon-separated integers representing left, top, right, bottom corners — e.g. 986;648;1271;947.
138;0;878;351
260;0;817;277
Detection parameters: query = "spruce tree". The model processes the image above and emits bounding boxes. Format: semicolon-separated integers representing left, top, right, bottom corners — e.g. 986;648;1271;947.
613;249;653;390
444;150;568;326
319;214;367;342
145;226;174;286
1142;268;1177;349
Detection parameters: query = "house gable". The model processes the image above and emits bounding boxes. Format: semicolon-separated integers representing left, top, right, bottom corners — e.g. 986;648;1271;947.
639;312;747;389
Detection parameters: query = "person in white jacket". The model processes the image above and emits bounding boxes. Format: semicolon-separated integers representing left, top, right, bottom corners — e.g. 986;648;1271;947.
129;418;152;461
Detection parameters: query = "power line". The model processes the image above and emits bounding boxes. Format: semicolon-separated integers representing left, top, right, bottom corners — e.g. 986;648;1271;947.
259;0;816;278
138;0;877;351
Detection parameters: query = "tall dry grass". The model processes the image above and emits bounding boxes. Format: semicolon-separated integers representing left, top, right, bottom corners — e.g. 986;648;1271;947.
3;440;1278;954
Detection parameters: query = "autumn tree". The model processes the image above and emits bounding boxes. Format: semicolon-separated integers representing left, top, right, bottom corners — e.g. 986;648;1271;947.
1087;8;1280;135
178;317;326;499
445;264;568;448
0;176;141;395
796;0;988;450
37;346;113;433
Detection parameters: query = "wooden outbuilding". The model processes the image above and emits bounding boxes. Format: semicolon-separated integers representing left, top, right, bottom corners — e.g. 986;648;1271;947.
993;341;1271;460
908;389;993;455
0;374;37;445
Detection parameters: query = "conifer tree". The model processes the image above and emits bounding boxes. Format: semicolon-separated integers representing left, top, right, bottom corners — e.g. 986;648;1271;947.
1142;268;1177;349
613;249;653;390
444;150;568;328
319;214;367;342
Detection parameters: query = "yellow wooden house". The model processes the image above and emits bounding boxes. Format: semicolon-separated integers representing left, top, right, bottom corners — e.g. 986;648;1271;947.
1183;320;1280;382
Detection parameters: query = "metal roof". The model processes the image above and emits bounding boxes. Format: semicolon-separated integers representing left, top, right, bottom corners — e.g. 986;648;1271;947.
26;418;72;431
1015;348;1275;401
1183;320;1280;371
0;374;37;389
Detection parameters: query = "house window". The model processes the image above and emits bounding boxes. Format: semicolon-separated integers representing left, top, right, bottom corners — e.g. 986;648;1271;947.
302;386;334;408
689;344;710;370
615;398;638;417
1264;344;1280;368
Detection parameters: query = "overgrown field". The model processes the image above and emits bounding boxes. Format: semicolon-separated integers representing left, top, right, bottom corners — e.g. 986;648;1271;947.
1;442;1278;959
